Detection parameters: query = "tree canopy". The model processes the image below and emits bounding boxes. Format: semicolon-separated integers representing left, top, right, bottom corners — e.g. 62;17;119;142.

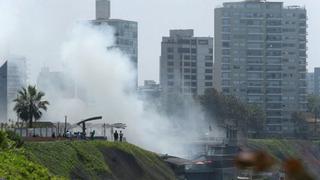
198;89;265;136
13;85;49;128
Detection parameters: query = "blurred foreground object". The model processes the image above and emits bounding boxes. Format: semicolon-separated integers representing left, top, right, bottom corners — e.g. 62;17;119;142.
283;159;314;180
235;151;275;172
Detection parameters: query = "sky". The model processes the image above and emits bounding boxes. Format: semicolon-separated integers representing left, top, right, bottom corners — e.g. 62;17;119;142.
1;0;319;85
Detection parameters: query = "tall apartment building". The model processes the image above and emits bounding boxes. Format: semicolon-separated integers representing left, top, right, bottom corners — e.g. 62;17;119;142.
306;72;314;95
0;57;27;123
311;68;320;96
214;0;307;135
91;0;138;87
160;30;214;96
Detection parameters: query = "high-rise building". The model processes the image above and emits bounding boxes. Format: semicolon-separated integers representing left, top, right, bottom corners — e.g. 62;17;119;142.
91;0;138;87
138;80;162;99
214;0;307;135
160;29;214;96
313;68;320;96
306;72;314;95
0;57;27;123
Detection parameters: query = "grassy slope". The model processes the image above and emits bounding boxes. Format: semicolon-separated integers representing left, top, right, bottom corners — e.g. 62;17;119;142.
24;141;176;180
0;150;61;180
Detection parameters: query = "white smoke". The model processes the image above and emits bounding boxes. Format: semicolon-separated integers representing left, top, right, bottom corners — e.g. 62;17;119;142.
0;0;223;157
60;23;222;156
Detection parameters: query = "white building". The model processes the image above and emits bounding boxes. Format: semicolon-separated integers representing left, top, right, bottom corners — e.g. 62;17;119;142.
160;29;214;96
0;57;27;122
91;0;138;87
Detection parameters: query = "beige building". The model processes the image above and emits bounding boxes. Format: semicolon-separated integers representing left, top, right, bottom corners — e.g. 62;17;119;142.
214;0;307;135
160;29;214;96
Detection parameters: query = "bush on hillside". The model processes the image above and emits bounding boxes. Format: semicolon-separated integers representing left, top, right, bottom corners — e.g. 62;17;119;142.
6;130;24;148
0;131;13;150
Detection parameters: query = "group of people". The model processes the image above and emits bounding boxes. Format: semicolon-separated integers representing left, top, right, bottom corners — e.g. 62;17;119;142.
113;130;124;142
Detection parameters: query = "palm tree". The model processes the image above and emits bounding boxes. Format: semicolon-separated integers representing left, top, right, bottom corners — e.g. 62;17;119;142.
13;85;49;128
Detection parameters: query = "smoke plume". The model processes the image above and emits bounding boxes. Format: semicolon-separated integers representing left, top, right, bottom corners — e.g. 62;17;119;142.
0;0;222;157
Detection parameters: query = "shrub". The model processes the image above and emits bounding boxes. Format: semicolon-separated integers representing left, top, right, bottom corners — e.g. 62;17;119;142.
6;130;24;148
0;131;13;150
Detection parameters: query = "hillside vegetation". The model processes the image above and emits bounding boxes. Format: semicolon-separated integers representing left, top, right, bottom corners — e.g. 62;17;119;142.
24;141;175;180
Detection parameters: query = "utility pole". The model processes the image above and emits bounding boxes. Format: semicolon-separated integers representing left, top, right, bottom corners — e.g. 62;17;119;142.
64;116;67;135
103;123;106;139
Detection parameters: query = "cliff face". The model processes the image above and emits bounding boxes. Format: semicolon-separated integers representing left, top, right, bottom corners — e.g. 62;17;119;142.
24;141;176;180
248;139;320;177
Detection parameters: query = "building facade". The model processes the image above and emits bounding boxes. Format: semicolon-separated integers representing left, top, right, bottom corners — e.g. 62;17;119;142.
306;72;314;95
313;68;320;96
138;80;161;99
160;29;214;96
91;0;138;87
0;57;27;123
214;0;307;135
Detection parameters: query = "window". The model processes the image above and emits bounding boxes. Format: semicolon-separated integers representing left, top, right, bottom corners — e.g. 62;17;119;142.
191;69;197;73
222;64;230;70
205;82;213;87
222;26;231;33
168;68;174;73
222;42;230;47
267;43;282;49
266;20;282;26
167;74;174;79
222;72;230;78
266;50;281;56
222;34;231;40
178;39;190;44
205;62;213;67
222;57;231;63
168;81;174;86
184;75;191;79
222;49;230;55
167;61;174;66
222;80;230;86
222;19;230;25
191;56;197;60
267;27;281;33
178;48;190;53
184;69;190;73
167;55;174;59
191;48;197;54
205;76;213;80
198;40;209;45
205;69;213;73
247;50;263;56
191;62;196;67
167;47;174;53
205;56;213;60
266;35;281;41
184;62;191;66
184;55;190;60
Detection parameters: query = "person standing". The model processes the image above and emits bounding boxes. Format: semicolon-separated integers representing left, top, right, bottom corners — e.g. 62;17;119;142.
119;131;123;142
114;130;119;141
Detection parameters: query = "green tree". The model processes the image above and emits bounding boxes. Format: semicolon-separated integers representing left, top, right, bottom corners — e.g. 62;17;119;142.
13;85;49;128
307;95;320;134
199;89;265;137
